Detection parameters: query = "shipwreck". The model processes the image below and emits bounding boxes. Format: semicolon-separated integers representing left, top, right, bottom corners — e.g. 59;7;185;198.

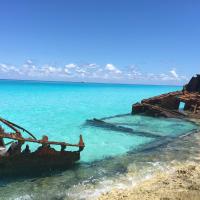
86;75;200;135
0;117;85;177
132;74;200;119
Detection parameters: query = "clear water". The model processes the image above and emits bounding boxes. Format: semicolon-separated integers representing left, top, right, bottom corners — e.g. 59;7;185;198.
0;80;198;200
103;115;196;137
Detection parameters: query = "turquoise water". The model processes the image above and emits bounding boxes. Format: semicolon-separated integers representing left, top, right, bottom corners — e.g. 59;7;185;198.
0;80;186;160
0;80;198;200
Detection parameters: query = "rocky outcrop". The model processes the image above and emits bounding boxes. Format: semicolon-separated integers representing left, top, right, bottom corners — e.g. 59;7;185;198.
185;74;200;92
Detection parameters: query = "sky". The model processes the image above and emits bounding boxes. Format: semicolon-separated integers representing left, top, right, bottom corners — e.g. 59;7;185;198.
0;0;200;84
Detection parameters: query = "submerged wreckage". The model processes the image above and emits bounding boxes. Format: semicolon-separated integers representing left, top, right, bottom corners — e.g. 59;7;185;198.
86;75;200;135
132;74;200;119
0;117;85;177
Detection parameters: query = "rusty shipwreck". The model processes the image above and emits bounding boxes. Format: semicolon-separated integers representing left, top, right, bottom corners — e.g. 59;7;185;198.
86;75;200;135
132;74;200;119
0;117;85;177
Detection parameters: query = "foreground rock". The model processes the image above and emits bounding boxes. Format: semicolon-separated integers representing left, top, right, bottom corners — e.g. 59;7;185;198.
132;75;200;118
99;162;200;200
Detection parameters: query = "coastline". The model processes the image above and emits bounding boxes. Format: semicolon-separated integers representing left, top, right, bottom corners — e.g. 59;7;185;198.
98;161;200;200
0;77;199;200
98;124;200;200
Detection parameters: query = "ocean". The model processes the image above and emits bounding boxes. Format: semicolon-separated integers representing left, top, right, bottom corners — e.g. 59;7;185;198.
0;80;198;200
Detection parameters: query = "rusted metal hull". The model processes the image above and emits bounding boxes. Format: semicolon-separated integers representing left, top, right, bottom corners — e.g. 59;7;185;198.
0;117;85;178
132;75;200;118
0;151;80;177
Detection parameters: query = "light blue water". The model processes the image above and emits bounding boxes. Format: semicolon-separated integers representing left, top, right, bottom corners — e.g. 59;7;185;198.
0;80;196;163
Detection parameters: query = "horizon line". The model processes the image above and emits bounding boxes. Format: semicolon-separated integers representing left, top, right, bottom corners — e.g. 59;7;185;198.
0;78;184;87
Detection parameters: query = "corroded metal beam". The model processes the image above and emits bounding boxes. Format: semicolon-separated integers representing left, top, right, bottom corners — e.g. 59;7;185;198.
0;117;37;139
0;116;85;149
0;132;85;148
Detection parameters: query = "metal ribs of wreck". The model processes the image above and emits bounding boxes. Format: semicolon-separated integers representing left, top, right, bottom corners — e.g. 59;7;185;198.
132;75;200;118
0;117;85;177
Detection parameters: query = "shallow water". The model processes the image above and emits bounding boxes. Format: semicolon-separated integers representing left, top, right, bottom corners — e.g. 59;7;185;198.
0;80;198;200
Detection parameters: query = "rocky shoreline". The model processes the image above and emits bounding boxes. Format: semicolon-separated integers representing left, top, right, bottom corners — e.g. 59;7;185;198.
98;161;200;200
98;119;200;200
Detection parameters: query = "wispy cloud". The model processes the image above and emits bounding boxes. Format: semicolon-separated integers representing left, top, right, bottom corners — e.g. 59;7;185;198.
0;60;189;84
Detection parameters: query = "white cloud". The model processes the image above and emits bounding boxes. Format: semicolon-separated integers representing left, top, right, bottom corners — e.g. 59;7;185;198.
170;69;179;79
105;64;116;71
125;65;143;80
75;69;86;73
105;64;122;74
0;64;9;72
0;63;21;74
26;59;33;64
64;68;70;74
65;63;76;69
0;60;189;83
88;63;97;68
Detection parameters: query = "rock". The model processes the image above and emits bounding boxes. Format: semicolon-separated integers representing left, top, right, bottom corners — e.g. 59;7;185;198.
185;74;200;92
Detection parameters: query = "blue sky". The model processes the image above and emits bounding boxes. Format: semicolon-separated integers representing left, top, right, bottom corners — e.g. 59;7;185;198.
0;0;200;84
